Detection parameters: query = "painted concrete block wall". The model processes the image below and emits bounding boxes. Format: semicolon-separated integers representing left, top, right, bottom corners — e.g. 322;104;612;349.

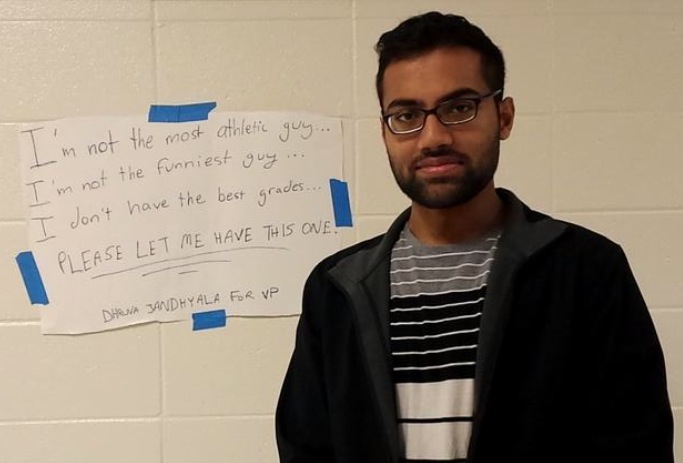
0;1;681;461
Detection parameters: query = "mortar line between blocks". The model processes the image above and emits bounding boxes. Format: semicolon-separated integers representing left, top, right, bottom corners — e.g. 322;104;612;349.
151;0;160;105
0;417;161;426
151;5;165;463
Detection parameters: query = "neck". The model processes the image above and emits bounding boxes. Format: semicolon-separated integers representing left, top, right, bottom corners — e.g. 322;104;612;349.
408;184;504;245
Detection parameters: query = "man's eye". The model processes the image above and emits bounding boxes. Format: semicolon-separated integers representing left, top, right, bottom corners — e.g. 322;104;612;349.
444;100;476;114
394;110;421;122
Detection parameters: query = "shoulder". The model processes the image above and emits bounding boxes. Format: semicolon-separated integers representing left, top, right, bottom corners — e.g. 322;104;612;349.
309;209;410;279
552;219;626;262
500;192;626;267
521;201;621;254
299;233;388;325
518;215;634;292
309;233;386;278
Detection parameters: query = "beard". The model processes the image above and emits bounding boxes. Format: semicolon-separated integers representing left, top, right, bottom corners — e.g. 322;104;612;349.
388;144;500;209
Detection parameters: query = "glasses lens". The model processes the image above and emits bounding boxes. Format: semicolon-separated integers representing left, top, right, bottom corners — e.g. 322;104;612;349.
438;99;477;124
389;109;424;133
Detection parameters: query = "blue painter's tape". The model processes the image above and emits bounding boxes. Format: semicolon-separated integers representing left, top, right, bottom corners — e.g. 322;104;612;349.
329;179;353;227
192;309;227;331
148;102;217;123
15;251;49;305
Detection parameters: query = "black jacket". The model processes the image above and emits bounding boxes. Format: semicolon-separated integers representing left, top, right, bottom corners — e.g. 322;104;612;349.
276;190;673;463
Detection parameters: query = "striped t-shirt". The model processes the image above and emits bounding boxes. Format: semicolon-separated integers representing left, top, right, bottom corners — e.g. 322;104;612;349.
390;226;500;462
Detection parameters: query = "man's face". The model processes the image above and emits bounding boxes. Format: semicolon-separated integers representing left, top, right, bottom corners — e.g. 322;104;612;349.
380;47;514;209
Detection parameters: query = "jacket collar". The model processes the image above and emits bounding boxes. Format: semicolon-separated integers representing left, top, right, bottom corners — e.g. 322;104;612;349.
331;188;566;281
328;188;568;462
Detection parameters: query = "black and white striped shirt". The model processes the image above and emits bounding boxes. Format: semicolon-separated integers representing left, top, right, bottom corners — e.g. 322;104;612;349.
390;226;500;462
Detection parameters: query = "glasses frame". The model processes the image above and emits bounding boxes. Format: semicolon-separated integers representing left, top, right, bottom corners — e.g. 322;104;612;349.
382;88;503;135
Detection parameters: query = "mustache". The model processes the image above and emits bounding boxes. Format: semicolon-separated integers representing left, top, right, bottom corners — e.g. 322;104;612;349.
414;148;469;165
422;147;467;158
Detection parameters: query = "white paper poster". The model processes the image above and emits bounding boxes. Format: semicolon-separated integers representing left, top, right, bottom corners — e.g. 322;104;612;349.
19;111;345;334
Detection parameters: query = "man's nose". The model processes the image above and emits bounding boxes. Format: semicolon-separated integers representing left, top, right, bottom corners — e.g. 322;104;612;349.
416;113;454;152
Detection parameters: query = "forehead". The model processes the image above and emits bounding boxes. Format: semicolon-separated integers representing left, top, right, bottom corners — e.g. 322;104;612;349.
381;47;487;107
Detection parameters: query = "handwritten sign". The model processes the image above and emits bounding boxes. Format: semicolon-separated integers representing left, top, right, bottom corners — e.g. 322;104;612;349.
19;112;344;334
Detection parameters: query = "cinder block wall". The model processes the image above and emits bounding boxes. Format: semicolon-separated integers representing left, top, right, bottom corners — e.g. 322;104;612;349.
1;1;681;461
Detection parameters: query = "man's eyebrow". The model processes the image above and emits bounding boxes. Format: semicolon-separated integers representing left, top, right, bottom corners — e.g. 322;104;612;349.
385;98;423;112
385;87;485;112
435;87;482;104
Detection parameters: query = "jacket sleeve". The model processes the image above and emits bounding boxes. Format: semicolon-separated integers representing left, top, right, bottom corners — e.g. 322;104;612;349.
275;267;335;463
583;245;673;461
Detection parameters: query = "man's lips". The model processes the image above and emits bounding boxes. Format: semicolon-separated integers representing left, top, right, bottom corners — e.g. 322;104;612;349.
414;154;467;174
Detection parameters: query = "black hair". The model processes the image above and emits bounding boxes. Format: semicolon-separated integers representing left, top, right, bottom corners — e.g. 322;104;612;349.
375;11;506;106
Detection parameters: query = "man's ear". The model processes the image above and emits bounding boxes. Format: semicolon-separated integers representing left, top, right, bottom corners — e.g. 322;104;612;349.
499;97;515;140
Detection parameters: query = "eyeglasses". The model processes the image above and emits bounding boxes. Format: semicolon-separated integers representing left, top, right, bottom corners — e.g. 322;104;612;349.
382;89;502;135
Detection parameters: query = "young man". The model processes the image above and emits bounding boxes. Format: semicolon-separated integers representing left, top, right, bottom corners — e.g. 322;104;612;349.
276;12;673;463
